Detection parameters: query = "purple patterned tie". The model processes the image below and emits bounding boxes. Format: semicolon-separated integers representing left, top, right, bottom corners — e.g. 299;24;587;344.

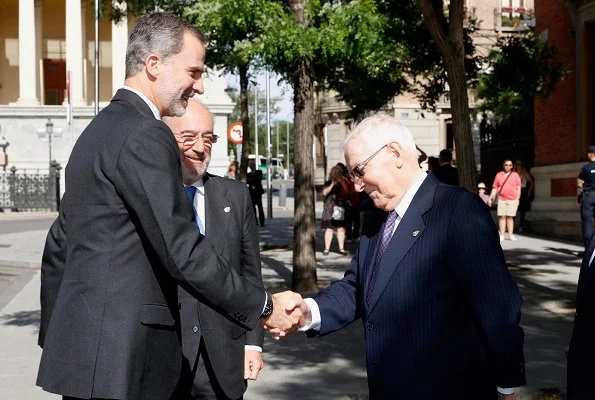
366;210;398;304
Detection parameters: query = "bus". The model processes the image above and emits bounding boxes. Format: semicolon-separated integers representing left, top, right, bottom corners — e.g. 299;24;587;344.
248;155;284;180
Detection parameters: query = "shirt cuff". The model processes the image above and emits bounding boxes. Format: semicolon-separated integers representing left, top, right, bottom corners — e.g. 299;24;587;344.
497;387;515;395
298;298;321;331
244;345;262;353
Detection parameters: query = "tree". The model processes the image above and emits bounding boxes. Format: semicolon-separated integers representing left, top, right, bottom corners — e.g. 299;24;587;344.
185;0;271;181
477;30;569;122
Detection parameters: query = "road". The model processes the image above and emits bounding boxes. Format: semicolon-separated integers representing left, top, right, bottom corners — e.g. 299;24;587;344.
0;215;54;311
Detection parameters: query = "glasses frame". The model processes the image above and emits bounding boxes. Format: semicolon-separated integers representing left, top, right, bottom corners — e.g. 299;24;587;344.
174;133;219;148
348;143;388;180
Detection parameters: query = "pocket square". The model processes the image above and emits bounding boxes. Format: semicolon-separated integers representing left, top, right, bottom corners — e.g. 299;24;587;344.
224;206;231;213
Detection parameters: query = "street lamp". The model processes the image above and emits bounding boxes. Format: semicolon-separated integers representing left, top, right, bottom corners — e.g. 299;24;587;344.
265;70;273;219
37;118;62;170
250;80;258;161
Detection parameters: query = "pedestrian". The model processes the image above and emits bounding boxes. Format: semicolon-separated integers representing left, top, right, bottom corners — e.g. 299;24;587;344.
427;156;439;172
36;13;300;400
224;160;239;180
477;182;490;204
488;159;522;242
336;162;359;243
577;146;595;248
514;160;535;233
164;100;264;400
282;113;525;399
247;159;265;227
434;148;459;185
321;165;350;255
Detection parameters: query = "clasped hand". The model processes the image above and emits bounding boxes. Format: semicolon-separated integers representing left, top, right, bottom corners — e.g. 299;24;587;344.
261;291;311;340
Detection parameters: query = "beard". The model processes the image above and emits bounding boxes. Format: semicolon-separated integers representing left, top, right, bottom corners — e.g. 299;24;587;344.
156;80;194;117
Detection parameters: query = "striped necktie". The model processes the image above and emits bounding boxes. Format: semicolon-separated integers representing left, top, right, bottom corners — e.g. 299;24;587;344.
366;210;398;304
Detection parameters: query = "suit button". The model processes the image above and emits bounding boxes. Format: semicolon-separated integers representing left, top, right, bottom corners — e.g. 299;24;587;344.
367;322;375;331
192;325;199;333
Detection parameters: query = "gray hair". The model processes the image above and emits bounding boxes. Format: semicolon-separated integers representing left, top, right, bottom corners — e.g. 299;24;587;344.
344;112;417;157
125;13;207;78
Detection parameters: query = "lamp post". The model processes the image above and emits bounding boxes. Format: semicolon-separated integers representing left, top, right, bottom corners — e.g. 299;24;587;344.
251;80;258;160
46;118;53;170
266;70;272;219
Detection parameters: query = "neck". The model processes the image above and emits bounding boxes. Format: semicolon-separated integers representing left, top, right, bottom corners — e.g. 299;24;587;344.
124;76;162;115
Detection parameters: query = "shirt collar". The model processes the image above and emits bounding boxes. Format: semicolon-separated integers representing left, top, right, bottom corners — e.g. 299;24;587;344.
394;170;428;218
186;178;204;193
121;86;161;120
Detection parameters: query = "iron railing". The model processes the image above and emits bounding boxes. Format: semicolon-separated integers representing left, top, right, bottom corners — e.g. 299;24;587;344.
0;163;61;211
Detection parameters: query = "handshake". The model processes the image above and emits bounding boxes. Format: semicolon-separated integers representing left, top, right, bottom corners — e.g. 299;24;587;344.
260;291;311;339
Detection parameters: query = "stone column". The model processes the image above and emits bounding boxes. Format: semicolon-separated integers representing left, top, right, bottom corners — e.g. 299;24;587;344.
111;1;128;95
65;0;85;105
35;0;43;103
16;0;40;105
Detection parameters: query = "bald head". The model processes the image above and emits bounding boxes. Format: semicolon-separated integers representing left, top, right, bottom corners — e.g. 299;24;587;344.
163;99;216;184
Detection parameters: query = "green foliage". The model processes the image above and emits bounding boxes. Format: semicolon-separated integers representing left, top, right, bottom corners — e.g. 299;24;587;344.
477;30;570;122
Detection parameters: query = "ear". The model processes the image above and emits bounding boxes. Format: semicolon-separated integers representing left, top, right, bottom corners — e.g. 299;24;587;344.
387;141;403;160
145;54;161;78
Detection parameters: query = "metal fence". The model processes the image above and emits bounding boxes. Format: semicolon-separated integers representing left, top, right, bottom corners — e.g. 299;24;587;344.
0;163;61;212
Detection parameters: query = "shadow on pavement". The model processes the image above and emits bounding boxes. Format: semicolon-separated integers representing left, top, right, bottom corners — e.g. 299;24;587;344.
1;309;40;328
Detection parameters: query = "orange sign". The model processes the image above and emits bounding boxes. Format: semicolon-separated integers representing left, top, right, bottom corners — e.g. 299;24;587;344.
228;122;243;144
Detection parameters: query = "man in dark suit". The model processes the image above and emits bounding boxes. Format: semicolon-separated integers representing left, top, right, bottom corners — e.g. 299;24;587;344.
163;100;264;399
283;113;525;399
247;159;265;227
36;13;301;400
567;232;595;399
435;148;459;186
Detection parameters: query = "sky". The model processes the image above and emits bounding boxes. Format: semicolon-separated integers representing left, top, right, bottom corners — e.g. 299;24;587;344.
227;71;294;122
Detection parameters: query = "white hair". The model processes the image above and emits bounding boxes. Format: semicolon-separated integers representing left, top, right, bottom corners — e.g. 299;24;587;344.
344;112;417;157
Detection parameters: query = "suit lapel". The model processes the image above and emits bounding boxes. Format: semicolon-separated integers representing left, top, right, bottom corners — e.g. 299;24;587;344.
366;174;438;313
203;175;231;247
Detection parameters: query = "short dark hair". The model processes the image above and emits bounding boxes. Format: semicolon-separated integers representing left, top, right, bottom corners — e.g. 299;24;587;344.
125;13;207;78
439;149;453;162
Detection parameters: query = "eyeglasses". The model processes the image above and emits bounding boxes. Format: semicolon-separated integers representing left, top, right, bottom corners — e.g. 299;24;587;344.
175;132;219;148
347;144;388;180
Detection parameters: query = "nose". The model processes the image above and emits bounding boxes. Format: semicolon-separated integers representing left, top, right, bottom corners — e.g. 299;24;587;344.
192;137;206;154
193;79;204;95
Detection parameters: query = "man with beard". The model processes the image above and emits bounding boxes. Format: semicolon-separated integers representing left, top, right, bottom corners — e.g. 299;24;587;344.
37;12;302;400
164;100;265;400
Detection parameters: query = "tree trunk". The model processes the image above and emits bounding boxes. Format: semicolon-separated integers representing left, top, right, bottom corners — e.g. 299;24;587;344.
290;0;318;293
417;0;477;191
239;63;251;183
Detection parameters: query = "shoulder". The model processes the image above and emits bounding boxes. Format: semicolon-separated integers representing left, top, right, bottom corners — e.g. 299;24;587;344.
209;174;249;193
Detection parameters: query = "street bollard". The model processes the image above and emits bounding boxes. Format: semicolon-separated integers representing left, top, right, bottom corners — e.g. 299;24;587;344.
278;183;287;207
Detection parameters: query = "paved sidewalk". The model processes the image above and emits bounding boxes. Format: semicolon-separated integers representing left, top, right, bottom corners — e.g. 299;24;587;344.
0;209;583;399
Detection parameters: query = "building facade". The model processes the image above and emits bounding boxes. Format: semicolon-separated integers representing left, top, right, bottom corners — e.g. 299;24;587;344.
528;0;595;240
0;0;234;185
318;0;534;182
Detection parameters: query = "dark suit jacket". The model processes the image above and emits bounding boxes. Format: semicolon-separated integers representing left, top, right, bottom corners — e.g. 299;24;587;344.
178;174;264;399
36;89;265;400
435;163;459;186
567;234;595;399
311;174;525;399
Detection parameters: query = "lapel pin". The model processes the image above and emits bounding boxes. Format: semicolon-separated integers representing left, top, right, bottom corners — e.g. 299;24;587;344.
224;206;231;213
412;230;420;237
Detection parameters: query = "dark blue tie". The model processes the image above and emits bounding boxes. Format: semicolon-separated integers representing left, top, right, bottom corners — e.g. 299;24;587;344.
366;210;398;304
184;186;205;234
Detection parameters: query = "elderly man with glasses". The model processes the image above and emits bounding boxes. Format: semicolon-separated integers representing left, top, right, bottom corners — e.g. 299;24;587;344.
488;159;522;242
276;113;526;400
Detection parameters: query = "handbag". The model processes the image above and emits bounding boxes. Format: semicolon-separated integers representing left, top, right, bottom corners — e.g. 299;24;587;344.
332;205;345;221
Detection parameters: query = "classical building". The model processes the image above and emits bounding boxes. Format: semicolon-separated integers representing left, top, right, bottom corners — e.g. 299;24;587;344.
0;1;234;185
527;0;595;240
317;0;534;183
